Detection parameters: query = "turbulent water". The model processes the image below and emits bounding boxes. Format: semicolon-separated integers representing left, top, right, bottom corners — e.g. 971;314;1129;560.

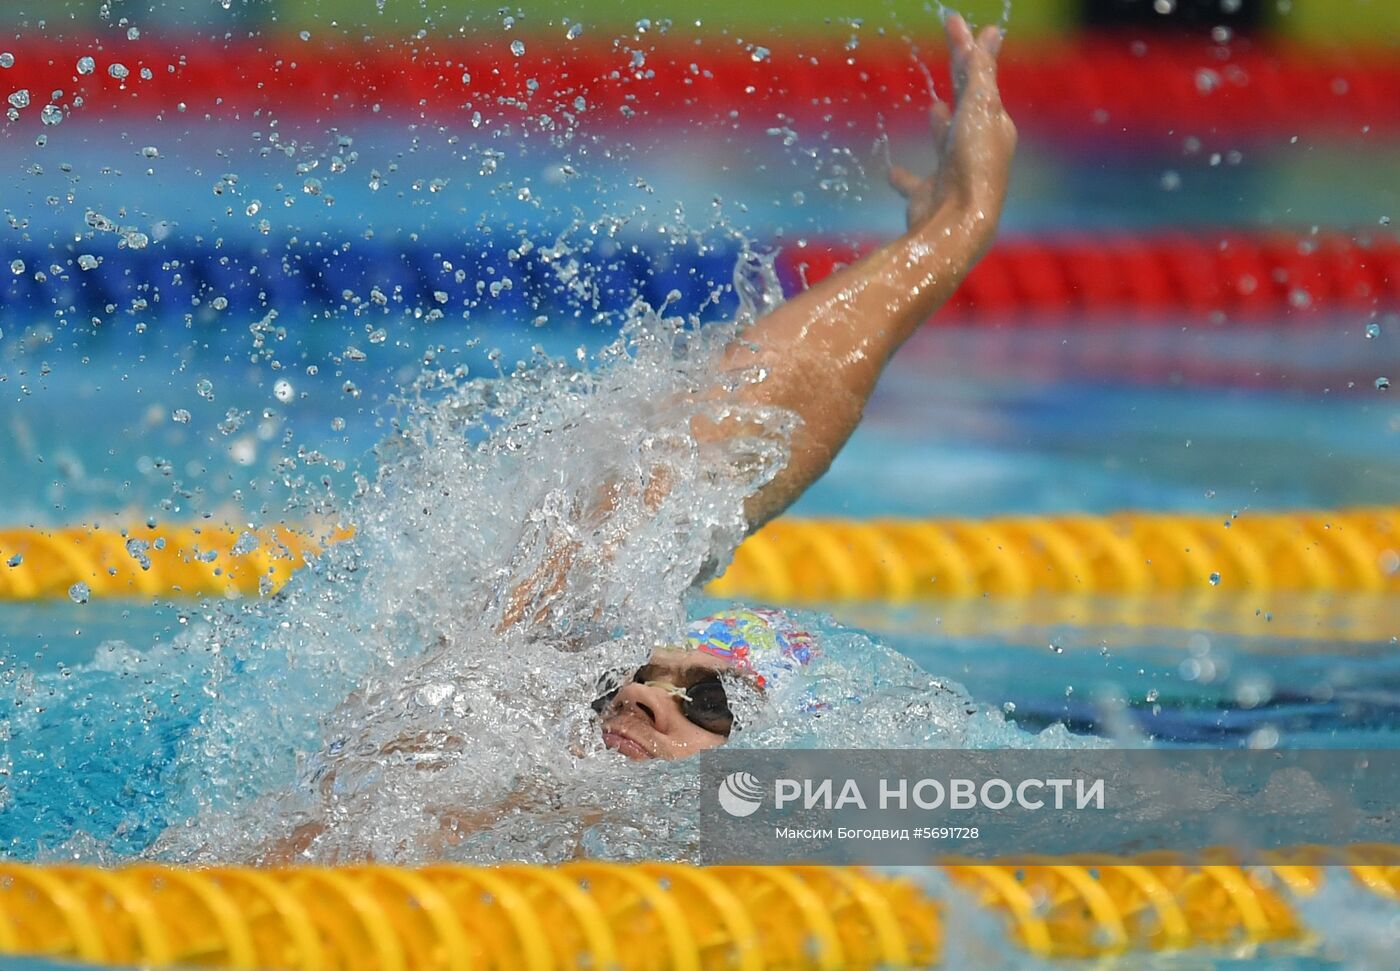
0;247;1090;864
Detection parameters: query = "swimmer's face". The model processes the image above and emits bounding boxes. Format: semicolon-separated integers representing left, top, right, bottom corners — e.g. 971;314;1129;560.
594;648;741;761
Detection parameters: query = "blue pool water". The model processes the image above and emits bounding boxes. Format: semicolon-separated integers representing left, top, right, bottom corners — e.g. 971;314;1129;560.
5;321;1398;721
2;318;1398;971
2;51;1399;968
4;133;1400;863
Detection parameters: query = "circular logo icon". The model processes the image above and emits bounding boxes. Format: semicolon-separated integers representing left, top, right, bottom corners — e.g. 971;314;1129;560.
717;771;764;817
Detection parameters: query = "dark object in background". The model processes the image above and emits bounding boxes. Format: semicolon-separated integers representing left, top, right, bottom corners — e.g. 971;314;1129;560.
1084;0;1264;30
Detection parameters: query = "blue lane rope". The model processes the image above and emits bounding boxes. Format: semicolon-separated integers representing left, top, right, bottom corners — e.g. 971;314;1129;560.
3;235;750;330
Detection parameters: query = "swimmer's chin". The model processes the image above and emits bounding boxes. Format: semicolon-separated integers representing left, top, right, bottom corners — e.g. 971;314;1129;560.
602;728;653;760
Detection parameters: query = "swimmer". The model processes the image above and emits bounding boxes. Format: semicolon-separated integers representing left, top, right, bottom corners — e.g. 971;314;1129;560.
581;14;1015;761
251;16;1012;861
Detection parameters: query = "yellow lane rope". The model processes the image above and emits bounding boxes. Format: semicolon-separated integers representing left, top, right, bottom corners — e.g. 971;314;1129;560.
0;852;1395;969
1;506;1398;603
0;524;349;601
710;507;1400;603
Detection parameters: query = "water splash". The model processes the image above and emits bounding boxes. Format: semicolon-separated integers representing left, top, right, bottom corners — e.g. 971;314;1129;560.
0;237;1085;864
147;256;799;863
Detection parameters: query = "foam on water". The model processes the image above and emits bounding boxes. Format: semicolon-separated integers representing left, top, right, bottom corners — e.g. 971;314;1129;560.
0;245;1088;863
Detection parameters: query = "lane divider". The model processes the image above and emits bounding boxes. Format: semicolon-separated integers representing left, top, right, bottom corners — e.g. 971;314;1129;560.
8;231;1396;328
0;524;347;601
0;853;1395;969
4;36;1397;137
783;231;1400;322
2;506;1397;603
711;507;1400;602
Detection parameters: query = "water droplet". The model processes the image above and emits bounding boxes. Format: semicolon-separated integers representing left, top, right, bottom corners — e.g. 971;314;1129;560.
10;259;24;275
40;104;62;126
124;538;152;570
1048;639;1065;654
231;531;260;556
141;145;158;158
1377;376;1391;391
126;26;140;40
1208;572;1221;586
510;39;526;57
1365;322;1381;339
210;296;229;311
196;378;215;399
750;46;770;63
68;582;90;604
108;63;129;80
1001;701;1016;714
7;89;29;109
245;200;261;216
5;554;21;568
273;379;294;403
77;254;100;270
0;53;14;69
303;177;323;196
299;30;312;42
171;408;191;424
76;56;95;75
566;22;583;40
1246;725;1280;750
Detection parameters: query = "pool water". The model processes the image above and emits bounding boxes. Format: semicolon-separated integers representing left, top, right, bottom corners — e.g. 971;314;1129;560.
1;14;1398;968
6;321;1398;736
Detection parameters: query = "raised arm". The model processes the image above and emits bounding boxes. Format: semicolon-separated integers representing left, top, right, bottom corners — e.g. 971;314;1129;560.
704;15;1016;529
499;17;1014;632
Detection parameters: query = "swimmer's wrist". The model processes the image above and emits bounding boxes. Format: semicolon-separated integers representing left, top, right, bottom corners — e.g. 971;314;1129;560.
904;202;996;266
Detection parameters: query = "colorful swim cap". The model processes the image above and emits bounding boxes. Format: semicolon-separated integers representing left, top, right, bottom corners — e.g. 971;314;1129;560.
684;608;817;690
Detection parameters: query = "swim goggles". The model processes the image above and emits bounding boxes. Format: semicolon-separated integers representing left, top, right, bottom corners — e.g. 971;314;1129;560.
591;666;734;736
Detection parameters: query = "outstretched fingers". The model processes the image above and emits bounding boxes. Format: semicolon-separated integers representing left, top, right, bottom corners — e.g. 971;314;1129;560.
929;100;953;143
888;164;923;198
945;13;976;95
944;13;976;56
946;15;1003;104
977;24;1004;57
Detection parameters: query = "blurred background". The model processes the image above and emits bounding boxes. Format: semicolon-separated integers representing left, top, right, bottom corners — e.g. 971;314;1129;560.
1;0;1398;741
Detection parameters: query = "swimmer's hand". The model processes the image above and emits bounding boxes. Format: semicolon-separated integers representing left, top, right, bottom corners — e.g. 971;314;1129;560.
889;15;1016;248
698;14;1017;530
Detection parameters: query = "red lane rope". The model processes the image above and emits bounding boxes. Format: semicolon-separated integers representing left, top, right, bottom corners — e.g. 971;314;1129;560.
4;35;1397;137
781;231;1400;323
